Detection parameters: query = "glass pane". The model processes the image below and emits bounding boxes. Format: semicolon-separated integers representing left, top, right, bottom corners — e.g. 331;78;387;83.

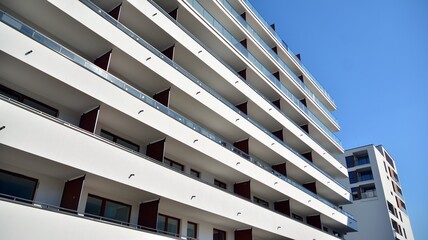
22;97;57;117
157;215;166;232
167;217;179;235
187;222;196;238
0;171;37;200
100;131;114;141
104;200;130;223
116;138;139;152
85;196;102;216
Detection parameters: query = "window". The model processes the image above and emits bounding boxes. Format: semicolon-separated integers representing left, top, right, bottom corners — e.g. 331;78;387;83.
345;156;354;168
100;130;140;152
0;169;38;202
157;214;180;236
187;222;197;239
403;228;407;239
85;194;131;224
399;212;403;222
351;187;360;200
190;169;200;178
333;231;342;237
0;84;58;117
383;161;388;173
323;226;329;232
253;196;269;208
213;228;226;240
214;179;227;189
292;213;303;222
164;157;184;171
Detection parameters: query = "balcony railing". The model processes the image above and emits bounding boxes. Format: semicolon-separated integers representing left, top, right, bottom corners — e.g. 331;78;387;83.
217;0;339;126
0;9;355;221
360;190;377;199
185;0;342;146
241;0;336;107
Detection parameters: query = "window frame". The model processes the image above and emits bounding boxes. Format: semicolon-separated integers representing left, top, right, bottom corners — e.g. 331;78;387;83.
85;194;132;223
190;169;200;178
100;129;140;152
187;221;197;239
253;196;269;208
164;157;184;171
214;179;227;189
213;228;226;240
0;169;38;201
157;213;181;236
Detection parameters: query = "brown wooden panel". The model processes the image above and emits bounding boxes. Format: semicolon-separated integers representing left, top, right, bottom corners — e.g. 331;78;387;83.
240;39;247;48
146;139;165;162
94;50;112;71
235;228;252;240
168;7;178;20
237;68;246;80
60;176;85;212
162;45;175;60
108;3;122;20
240;12;246;21
272;163;287;176
303;182;317;194
274;200;290;216
235;102;248;115
271;129;283;141
79;106;99;133
138;199;159;230
306;215;322;229
272;71;280;80
234;139;249;154
153;88;170;107
300;98;307;107
300;124;309;134
234;181;251;200
271;46;278;54
271;99;280;109
296;53;301;60
301;152;312;162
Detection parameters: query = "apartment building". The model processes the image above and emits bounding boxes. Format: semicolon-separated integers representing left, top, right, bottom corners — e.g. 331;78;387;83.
0;0;357;239
338;145;414;240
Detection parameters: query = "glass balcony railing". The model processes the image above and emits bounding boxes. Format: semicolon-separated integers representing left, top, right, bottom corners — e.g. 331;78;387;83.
147;0;345;170
241;0;336;107
217;0;339;126
185;0;342;146
0;7;356;221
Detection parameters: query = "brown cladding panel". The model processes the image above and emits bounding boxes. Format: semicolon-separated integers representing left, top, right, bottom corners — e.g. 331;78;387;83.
162;45;175;60
94;50;112;71
108;4;122;20
300;124;309;134
240;12;246;21
240;39;247;48
234;139;249;154
272;99;280;109
168;7;178;20
235;228;252;240
237;68;246;80
79;106;99;133
153;88;170;107
271;46;278;54
274;200;290;216
300;98;307;107
301;152;312;162
298;75;304;82
146;139;165;162
271;129;283;141
306;215;322;229
235;102;248;115
234;181;251;200
138;199;159;230
272;163;287;176
60;176;85;212
303;182;317;194
272;71;280;80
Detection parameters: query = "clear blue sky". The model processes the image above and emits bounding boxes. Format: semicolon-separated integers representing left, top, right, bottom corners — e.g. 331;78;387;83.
251;0;428;238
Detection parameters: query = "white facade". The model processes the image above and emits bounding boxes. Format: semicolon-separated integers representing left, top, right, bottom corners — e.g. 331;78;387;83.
0;0;356;239
338;145;414;240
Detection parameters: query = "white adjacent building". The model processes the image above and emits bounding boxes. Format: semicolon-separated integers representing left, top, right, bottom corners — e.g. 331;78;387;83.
0;0;357;239
338;145;414;240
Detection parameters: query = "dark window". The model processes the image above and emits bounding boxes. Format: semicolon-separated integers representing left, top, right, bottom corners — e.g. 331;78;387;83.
157;214;180;236
100;130;140;152
345;156;354;168
164;157;184;171
213;228;226;240
403;228;407;239
253;196;269;208
399;212;403;222
0;169;38;202
187;222;197;239
214;179;227;189
190;169;200;178
85;194;131;224
292;213;303;222
383;161;388;173
0;84;58;117
348;171;356;184
351;187;360;200
323;226;329;232
333;231;342;237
